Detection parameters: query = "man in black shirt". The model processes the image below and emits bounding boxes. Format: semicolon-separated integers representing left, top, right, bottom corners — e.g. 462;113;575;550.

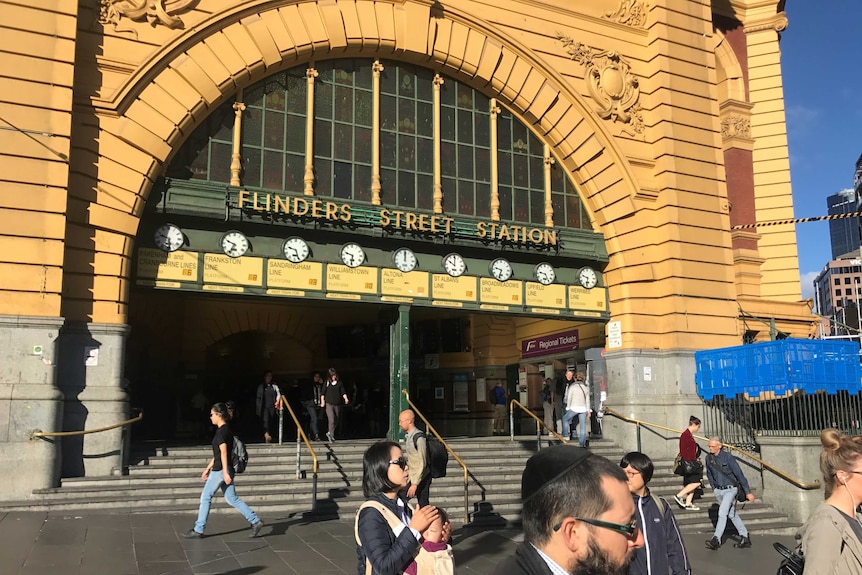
255;372;281;443
300;373;324;441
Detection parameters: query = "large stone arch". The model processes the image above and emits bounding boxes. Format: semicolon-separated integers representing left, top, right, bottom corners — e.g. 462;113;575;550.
75;0;646;324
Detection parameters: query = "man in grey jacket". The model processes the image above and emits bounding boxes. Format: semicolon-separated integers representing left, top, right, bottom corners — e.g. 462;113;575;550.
704;437;755;550
399;409;431;507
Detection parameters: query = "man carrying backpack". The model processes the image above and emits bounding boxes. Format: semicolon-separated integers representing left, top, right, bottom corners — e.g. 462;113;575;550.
399;409;431;507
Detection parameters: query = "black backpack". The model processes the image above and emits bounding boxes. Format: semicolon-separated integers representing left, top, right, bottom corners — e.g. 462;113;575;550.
773;542;803;575
413;431;449;478
231;436;249;474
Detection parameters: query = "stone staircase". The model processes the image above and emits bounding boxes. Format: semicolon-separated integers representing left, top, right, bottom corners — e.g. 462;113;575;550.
0;436;798;533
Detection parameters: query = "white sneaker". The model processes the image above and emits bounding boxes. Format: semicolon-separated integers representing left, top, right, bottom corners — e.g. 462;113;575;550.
673;495;686;509
686;504;700;511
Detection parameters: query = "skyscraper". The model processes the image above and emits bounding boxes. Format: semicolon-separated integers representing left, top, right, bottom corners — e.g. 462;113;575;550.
828;188;860;259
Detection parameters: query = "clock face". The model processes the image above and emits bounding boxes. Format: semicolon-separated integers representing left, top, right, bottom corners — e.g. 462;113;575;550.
489;258;513;282
283;237;309;264
442;253;466;277
220;231;249;258
578;266;599;289
534;262;556;286
154;223;184;253
393;248;417;273
340;242;365;268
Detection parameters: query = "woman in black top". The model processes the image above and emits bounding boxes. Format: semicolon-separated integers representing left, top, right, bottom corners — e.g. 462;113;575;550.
355;441;438;575
182;403;264;539
321;367;349;442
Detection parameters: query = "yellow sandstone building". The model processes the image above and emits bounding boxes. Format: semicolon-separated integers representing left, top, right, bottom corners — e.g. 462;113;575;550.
0;0;816;499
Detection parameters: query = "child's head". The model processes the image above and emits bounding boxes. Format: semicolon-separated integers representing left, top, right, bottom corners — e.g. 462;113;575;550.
421;507;449;543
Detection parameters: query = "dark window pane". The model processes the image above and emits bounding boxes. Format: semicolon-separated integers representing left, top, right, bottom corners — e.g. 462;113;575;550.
381;66;397;95
263;150;283;190
188;146;209;180
210;142;231;183
458;181;474;215
475;148;490;182
265;88;286;111
245;85;265;108
398;171;415;208
315;81;332;119
441;142;456;177
498;114;512;151
315;159;331;196
530;156;543;189
566;194;582;229
380;168;396;203
355;127;372;164
334;85;353;123
381;131;397;168
212;112;233;142
381;94;397;131
457;110;473;144
242;147;261;188
457;144;473;179
457;83;472;109
528;131;542;155
552;192;566;227
417;174;433;210
334;123;352;161
399;134;415;171
550;161;564;192
243;108;262;147
514;189;529;222
513;155;528;187
334;65;354;86
530;190;544;225
441;106;455;141
417;138;433;173
333;161;352;199
475;183;490;218
285;153;304;192
314;118;332;158
355;62;372;90
355;90;372;126
399;68;416;96
499;152;512;185
442;177;456;212
354;164;371;202
264;111;285;150
399;99;416;133
286;72;306;113
417;102;433;137
440;81;455;106
475;113;489;147
417;71;433;101
498;186;512;220
286;115;305;153
512;121;528;152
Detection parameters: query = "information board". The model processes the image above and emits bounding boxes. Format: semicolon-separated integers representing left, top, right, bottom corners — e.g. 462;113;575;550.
203;254;263;286
267;260;323;291
326;264;378;294
137;248;199;282
381;269;429;298
568;285;607;312
431;275;477;302
525;282;566;308
479;278;523;305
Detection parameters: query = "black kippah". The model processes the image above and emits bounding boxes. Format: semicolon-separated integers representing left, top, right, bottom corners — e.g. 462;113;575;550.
521;444;591;504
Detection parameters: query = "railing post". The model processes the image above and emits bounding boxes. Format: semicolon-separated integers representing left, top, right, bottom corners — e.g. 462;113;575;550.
278;404;284;446
536;418;542;451
463;468;469;525
509;405;514;441
636;422;642;452
295;434;302;479
119;426;128;476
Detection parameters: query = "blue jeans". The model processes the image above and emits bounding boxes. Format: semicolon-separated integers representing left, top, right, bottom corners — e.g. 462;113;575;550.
194;470;259;534
562;411;587;446
712;486;748;540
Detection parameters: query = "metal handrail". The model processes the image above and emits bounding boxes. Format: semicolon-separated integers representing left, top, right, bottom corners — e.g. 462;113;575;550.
31;410;143;438
602;407;821;490
276;397;319;509
508;399;569;446
401;390;485;524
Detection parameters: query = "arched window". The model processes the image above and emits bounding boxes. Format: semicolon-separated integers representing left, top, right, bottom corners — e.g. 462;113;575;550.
167;59;590;231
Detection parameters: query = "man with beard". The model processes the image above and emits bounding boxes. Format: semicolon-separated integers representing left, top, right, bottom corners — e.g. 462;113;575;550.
492;445;643;575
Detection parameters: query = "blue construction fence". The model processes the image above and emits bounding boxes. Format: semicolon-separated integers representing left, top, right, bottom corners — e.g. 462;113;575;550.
695;338;861;401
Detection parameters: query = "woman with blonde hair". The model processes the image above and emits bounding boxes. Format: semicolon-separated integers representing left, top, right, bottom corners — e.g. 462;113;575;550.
796;428;862;574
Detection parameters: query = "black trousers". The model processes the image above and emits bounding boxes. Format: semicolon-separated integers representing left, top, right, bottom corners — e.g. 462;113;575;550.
261;407;278;437
416;475;432;507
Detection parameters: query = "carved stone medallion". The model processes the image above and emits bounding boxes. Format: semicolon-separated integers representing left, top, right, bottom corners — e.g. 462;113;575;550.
721;115;751;140
558;35;645;137
603;0;648;28
98;0;197;37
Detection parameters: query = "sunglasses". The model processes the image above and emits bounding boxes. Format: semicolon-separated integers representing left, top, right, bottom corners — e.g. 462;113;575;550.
553;516;639;540
389;457;408;470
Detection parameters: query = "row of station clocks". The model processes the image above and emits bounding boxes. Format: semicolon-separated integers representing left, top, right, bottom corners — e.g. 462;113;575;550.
154;223;598;288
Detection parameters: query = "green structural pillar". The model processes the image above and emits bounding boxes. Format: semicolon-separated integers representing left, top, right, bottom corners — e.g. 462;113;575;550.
388;305;410;441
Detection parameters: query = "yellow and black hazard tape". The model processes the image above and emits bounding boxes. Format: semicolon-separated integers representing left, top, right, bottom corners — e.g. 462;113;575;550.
732;211;862;229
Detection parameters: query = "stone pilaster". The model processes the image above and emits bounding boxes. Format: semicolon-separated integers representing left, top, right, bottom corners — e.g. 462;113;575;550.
757;436;823;524
56;322;130;477
0;315;65;500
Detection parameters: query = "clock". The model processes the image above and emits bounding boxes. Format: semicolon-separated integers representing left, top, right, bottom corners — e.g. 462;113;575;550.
534;262;556;286
154;223;184;253
340;242;365;268
393;248;417;273
442;253;466;277
220;230;249;258
489;258;513;282
578;266;599;289
283;237;310;263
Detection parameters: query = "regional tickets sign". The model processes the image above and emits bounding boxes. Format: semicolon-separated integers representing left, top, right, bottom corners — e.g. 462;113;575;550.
521;329;579;359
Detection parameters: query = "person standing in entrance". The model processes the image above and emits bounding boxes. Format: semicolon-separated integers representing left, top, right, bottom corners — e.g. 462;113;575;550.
491;381;508;436
555;370;573;434
704;436;755;550
399;409;431;507
300;372;324;441
562;371;591;447
182;402;263;539
320;367;348;442
255;372;281;443
674;416;703;511
541;378;554;435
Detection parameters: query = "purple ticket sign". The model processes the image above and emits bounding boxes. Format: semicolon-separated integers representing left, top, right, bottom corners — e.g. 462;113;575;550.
521;329;579;359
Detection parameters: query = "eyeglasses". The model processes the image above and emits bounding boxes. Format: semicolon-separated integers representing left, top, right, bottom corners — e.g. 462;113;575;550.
553;516;639;540
389;458;408;470
623;469;641;479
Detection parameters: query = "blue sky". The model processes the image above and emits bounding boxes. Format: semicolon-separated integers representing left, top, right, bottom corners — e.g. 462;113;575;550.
782;1;861;300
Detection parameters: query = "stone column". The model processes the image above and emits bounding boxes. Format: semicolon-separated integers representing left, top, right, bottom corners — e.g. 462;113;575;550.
602;349;702;460
0;315;65;500
56;322;130;477
757;436;823;525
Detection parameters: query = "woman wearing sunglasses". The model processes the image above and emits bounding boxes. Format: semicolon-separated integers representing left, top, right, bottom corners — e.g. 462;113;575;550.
355;441;439;575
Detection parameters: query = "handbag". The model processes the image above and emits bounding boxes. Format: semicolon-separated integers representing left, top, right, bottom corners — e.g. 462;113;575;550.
672;454;685;475
773;542;803;575
735;482;747;502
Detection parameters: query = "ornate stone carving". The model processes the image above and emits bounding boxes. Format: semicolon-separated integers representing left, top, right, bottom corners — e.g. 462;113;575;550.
721;115;751;139
603;0;648;28
557;35;644;137
743;11;788;34
98;0;196;37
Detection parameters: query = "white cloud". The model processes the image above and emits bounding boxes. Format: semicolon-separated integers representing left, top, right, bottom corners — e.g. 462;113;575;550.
800;271;819;301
